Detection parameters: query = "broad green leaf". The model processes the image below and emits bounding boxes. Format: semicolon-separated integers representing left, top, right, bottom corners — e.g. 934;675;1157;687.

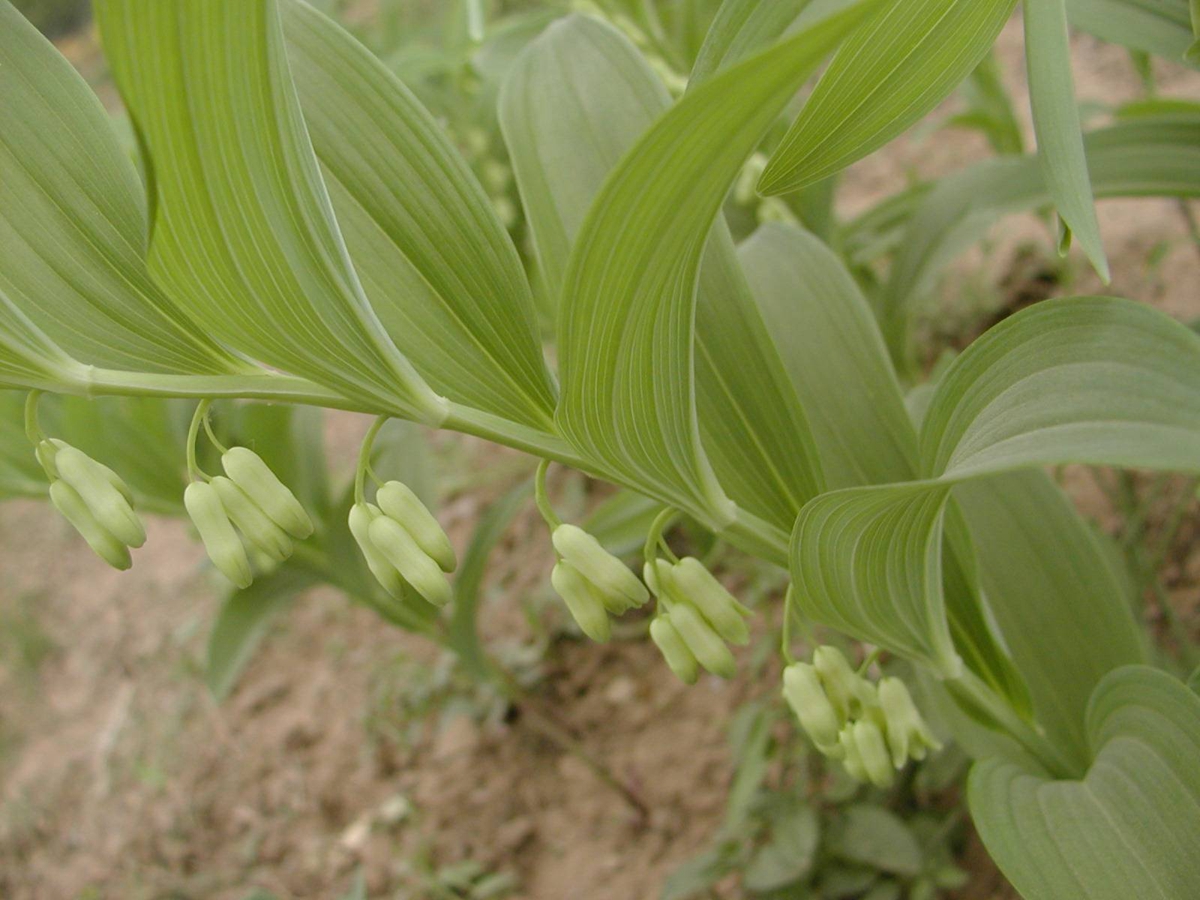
743;803;820;891
0;1;248;377
555;5;873;525
738;224;916;489
95;0;445;421
1066;0;1197;64
791;296;1200;705
687;0;810;87
791;481;961;674
501;15;826;532
0;298;82;392
207;566;318;700
955;471;1145;770
282;2;558;431
1024;0;1109;280
969;666;1200;900
758;0;1017;195
921;297;1200;479
743;223;1027;706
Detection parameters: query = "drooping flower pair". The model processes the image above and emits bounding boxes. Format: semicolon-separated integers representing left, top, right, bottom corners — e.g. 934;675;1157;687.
349;481;457;608
185;447;314;589
647;557;750;683
783;646;941;787
39;439;145;570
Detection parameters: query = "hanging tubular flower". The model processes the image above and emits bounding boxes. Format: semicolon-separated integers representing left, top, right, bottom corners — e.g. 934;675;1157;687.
376;481;457;573
552;524;649;612
551;561;612;643
211;476;294;564
784;644;941;786
49;479;132;571
367;514;454;608
348;502;407;600
184;481;253;589
782;662;843;757
649;615;700;685
665;603;736;679
221;447;314;540
878;676;943;766
646;555;747;681
38;437;144;570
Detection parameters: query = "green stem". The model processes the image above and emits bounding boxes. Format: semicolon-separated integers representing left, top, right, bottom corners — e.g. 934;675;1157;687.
355;415;389;506
533;459;562;530
186;400;213;482
23;390;43;445
201;412;230;455
643;507;679;569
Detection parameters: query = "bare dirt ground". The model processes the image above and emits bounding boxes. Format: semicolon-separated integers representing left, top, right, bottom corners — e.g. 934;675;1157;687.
2;13;1199;900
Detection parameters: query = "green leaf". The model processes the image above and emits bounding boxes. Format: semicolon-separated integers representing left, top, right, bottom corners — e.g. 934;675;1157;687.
206;566;318;700
1024;0;1109;280
955;471;1146;771
1066;0;1197;64
0;1;248;378
687;0;810;87
738;223;916;489
501;15;827;532
282;2;558;431
791;296;1200;710
793;481;961;674
743;804;820;892
758;0;1017;194
829;805;923;878
921;297;1200;479
554;4;874;525
969;666;1200;900
95;0;445;420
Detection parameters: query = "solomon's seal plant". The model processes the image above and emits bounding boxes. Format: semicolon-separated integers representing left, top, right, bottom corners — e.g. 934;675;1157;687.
3;1;1200;897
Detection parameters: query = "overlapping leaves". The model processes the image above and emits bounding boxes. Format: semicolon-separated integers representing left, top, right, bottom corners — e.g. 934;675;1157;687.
553;3;877;526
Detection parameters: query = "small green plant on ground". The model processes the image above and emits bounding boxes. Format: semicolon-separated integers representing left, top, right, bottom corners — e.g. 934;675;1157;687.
2;1;1200;899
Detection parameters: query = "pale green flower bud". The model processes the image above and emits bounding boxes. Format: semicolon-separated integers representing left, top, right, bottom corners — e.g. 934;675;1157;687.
375;481;456;572
221;447;313;540
368;516;453;608
852;719;895;789
49;480;131;570
184;481;252;589
669;557;750;646
838;725;869;784
211;476;293;563
783;663;843;757
643;559;664;596
668;604;736;679
552;524;648;611
649;615;699;685
878;676;942;766
53;444;145;548
47;440;134;504
551;561;611;643
349;503;405;599
813;645;871;721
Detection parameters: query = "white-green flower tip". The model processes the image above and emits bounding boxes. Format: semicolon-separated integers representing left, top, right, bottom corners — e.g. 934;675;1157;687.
221;447;313;540
551;561;612;643
785;647;940;783
349;499;453;609
375;481;456;572
650;615;699;685
184;481;252;589
551;524;648;610
43;441;144;570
